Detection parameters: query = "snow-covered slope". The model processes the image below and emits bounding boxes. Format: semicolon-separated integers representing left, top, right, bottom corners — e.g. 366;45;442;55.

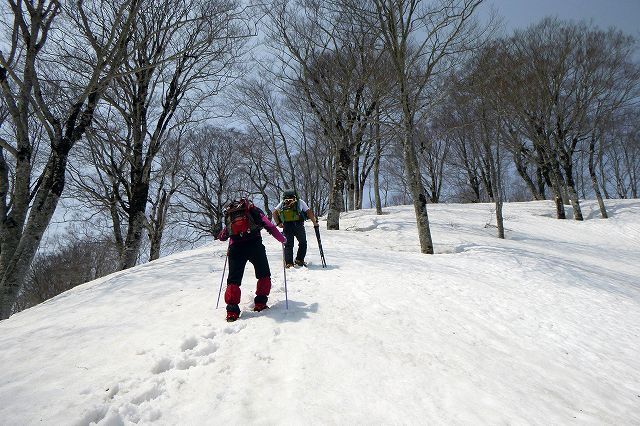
1;200;639;425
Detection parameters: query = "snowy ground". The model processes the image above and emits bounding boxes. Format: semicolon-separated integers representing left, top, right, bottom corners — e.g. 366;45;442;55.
1;200;639;425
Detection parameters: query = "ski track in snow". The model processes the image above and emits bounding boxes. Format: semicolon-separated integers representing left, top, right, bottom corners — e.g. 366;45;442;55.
1;200;639;425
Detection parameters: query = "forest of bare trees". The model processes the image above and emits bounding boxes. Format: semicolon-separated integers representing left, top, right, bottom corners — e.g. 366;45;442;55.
1;0;638;317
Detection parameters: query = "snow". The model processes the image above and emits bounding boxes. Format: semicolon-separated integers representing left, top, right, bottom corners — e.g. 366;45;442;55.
1;200;639;425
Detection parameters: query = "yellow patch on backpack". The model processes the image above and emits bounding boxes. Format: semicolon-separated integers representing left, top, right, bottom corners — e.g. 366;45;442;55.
281;198;301;222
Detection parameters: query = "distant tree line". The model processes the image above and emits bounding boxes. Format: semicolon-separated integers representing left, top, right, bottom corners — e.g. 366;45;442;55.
1;0;637;317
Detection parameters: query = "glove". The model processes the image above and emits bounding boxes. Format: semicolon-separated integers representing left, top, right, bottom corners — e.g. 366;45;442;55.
216;228;228;242
212;223;222;239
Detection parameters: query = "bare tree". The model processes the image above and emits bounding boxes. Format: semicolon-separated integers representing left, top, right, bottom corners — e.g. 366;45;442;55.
369;0;488;253
372;106;386;214
286;94;333;216
232;77;298;194
67;0;252;270
416;123;450;203
443;55;506;237
0;0;140;319
175;126;246;241
237;129;280;218
492;18;639;221
146;131;186;261
259;0;388;229
438;89;485;203
602;108;640;201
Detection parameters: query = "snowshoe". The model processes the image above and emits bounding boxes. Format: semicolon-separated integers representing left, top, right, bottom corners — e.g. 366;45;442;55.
226;311;239;322
294;259;307;267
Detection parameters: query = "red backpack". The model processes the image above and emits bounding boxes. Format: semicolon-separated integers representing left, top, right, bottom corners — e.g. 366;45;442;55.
224;198;261;237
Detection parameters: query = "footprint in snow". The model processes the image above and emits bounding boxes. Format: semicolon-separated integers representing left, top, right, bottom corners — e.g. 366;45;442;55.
194;340;219;357
174;356;198;370
78;378;164;425
130;380;165;405
180;336;198;351
223;323;246;334
151;357;173;374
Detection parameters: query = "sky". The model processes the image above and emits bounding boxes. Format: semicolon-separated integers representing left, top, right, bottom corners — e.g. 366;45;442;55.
1;199;639;424
488;0;640;35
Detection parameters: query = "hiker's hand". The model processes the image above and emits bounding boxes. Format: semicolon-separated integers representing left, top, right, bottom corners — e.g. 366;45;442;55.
314;223;319;228
277;223;283;228
212;223;222;239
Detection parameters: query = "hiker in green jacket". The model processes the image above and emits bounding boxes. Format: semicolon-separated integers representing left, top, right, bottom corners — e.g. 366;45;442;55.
272;190;318;268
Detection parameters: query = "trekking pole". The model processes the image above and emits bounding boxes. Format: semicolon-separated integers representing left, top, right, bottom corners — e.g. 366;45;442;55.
282;243;288;309
215;247;229;309
314;225;327;268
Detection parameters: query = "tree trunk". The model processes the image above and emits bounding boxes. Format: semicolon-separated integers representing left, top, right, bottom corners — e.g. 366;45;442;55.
121;179;149;269
459;142;481;202
482;117;504;239
479;157;494;201
109;193;125;255
566;185;583;220
121;210;146;269
326;145;350;230
588;135;608;219
562;160;584;221
357;175;366;210
0;0;139;319
148;189;171;261
545;152;567;219
149;230;163;261
548;173;566;220
536;166;547;199
598;155;611;199
552;189;566;220
353;155;360;210
495;195;504;238
512;151;541;200
624;148;638;199
403;125;434;254
347;158;355;212
0;149;68;319
492;143;505;239
373;119;382;215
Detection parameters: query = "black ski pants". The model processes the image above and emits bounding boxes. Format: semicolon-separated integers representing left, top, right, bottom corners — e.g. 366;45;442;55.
283;221;307;264
227;238;271;285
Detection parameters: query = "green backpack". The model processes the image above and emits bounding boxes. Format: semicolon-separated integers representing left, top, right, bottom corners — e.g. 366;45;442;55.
280;190;302;223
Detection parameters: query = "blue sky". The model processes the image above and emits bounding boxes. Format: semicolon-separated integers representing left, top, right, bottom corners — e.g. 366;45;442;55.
487;0;640;35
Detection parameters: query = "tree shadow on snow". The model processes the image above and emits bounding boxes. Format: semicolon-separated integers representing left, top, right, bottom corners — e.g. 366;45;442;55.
582;200;640;220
